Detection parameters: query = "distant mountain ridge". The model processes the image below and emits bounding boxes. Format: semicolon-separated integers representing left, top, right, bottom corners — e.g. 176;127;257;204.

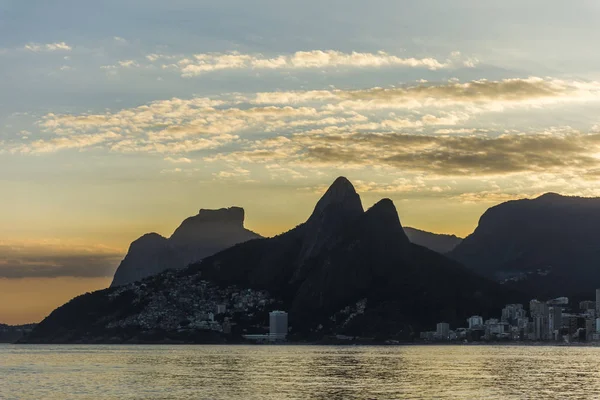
23;177;516;343
450;192;600;298
403;227;462;254
110;207;261;287
0;324;36;343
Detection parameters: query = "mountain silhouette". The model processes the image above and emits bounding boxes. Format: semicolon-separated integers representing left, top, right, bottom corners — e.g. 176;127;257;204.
193;178;514;336
403;227;462;254
450;193;600;297
24;177;516;343
111;207;261;287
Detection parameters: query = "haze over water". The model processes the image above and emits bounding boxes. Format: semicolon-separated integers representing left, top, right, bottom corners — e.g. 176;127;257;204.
2;344;599;399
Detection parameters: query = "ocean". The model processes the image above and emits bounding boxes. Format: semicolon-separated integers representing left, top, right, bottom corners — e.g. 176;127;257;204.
1;344;598;399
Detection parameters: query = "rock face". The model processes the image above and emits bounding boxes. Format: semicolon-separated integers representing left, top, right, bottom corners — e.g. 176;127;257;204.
403;227;463;254
449;193;600;298
24;178;516;343
195;178;514;336
110;207;261;287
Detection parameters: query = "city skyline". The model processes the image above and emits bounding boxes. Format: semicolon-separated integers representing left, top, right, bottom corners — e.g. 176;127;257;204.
423;289;600;343
3;1;600;324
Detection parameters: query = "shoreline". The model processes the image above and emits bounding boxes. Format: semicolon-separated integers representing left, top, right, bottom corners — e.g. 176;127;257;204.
8;340;600;347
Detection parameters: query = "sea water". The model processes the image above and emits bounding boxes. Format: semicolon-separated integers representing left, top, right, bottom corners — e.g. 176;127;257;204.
2;344;599;399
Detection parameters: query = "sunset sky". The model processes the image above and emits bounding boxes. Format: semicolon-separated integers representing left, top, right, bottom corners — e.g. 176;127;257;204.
2;0;600;324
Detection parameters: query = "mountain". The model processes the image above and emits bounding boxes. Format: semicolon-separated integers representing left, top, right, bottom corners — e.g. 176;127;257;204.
403;227;462;253
23;177;516;344
111;207;261;287
194;178;514;337
0;324;36;343
450;193;600;298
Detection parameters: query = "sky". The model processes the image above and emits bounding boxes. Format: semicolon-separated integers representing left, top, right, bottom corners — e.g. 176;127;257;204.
2;0;600;324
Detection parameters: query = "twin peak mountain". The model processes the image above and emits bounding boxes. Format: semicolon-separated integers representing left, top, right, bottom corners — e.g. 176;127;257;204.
24;177;511;342
23;177;600;343
111;176;461;287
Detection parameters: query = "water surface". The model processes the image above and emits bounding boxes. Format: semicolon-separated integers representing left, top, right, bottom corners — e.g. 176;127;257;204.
2;344;599;399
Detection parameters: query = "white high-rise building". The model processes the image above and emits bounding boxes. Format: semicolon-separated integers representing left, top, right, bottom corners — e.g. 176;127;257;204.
467;315;484;329
269;311;288;340
436;322;450;339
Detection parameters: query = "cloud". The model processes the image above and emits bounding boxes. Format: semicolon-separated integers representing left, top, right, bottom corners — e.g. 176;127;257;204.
9;77;600;178
16;132;121;154
264;164;307;180
451;191;534;204
24;42;72;52
146;53;178;62
348;179;446;194
214;167;251;178
208;128;600;178
101;60;141;70
118;60;140;68
160;168;183;174
150;50;473;77
164;157;192;163
304;178;453;195
110;134;238;154
434;128;486;135
253;78;600;110
297;130;600;176
13;98;350;155
0;241;121;279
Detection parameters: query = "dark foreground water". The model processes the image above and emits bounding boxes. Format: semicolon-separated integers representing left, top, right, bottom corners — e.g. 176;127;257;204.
2;344;600;399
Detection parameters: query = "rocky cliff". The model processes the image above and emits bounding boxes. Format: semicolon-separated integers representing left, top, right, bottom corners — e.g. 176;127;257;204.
110;207;261;287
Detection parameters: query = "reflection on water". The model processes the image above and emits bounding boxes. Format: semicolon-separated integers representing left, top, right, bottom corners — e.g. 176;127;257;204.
3;344;600;399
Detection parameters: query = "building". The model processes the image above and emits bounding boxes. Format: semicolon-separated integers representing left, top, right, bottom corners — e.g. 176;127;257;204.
533;315;549;340
517;317;529;330
467;315;484;329
501;304;525;324
566;315;586;337
216;304;227;314
436;322;450;339
580;300;595;312
269;311;288;340
596;289;600;317
455;328;468;340
485;320;510;338
530;299;549;318
585;318;595;341
548;306;562;340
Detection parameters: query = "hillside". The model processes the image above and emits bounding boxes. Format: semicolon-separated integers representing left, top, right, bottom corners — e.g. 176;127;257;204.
24;177;516;343
111;207;261;287
403;227;462;254
450;193;600;298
